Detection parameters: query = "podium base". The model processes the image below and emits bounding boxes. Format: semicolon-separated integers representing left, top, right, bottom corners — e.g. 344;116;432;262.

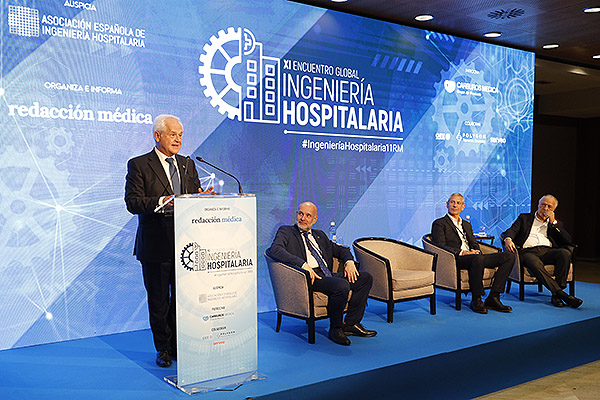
164;371;266;395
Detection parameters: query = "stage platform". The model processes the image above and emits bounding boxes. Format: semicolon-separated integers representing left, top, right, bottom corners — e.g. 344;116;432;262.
2;282;599;400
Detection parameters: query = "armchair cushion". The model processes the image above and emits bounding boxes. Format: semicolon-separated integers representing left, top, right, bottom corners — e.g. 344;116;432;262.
391;269;435;292
353;237;436;322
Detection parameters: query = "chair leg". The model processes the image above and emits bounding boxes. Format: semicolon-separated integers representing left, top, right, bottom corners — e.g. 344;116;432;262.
430;292;436;315
569;281;575;297
506;281;512;293
276;312;282;332
387;301;394;323
455;292;461;310
519;281;525;301
308;319;315;344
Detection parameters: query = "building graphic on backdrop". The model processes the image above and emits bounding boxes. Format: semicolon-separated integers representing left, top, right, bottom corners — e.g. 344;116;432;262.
198;27;280;123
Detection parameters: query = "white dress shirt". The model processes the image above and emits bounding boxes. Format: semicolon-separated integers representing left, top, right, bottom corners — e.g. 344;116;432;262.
522;215;553;249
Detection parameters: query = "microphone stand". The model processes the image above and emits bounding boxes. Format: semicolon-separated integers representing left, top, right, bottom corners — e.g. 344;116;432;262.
196;157;243;194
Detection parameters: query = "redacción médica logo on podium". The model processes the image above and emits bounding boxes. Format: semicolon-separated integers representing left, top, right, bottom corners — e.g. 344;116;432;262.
191;215;243;224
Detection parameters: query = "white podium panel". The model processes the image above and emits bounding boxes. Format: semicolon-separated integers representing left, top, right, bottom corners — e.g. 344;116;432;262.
173;194;257;389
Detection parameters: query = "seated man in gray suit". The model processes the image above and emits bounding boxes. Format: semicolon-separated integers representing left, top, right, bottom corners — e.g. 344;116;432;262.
432;193;514;314
269;201;376;345
502;194;582;308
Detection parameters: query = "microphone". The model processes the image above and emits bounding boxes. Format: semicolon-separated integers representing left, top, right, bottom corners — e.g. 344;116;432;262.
181;156;191;194
196;157;243;194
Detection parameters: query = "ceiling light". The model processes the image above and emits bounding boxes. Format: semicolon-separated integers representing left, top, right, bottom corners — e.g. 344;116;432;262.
593;54;600;59
542;44;559;49
483;32;502;38
330;0;348;2
415;14;434;22
569;68;588;76
583;7;600;13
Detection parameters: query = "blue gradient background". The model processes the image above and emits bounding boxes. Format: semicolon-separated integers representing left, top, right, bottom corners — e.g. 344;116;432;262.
0;0;533;350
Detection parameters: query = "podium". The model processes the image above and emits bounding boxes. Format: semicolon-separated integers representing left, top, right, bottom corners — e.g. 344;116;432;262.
165;194;261;394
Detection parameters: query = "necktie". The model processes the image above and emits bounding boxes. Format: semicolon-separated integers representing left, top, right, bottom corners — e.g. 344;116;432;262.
166;158;181;195
302;231;332;277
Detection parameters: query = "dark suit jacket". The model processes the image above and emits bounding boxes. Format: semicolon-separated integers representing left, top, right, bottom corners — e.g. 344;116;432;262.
431;215;481;257
268;225;354;271
125;149;201;262
501;212;572;249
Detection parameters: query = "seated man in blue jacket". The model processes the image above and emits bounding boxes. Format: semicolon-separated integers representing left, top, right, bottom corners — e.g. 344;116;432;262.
269;201;376;345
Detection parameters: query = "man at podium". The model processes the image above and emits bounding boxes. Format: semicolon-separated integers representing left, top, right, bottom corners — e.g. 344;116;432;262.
125;114;208;367
269;201;377;346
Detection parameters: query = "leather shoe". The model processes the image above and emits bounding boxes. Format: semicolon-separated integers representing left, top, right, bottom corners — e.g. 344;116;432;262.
328;328;351;345
550;295;566;307
556;291;583;308
156;350;172;368
484;296;512;312
563;295;583;309
469;297;488;314
342;323;377;337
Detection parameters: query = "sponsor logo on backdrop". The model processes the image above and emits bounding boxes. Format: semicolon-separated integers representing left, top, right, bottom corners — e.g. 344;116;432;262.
444;80;456;93
7;5;153;126
443;79;498;96
8;4;146;47
180;243;253;272
198;27;404;136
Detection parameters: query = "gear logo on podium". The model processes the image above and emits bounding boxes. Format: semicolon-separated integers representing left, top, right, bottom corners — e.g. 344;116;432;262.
198;27;280;123
180;242;207;272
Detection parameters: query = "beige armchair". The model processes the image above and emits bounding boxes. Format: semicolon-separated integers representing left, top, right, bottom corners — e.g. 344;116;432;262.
352;237;436;323
421;234;499;310
505;247;575;301
264;250;349;344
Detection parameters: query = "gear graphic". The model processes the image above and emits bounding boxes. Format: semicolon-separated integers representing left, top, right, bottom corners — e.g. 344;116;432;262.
0;150;79;330
198;27;243;120
495;63;534;137
433;148;450;171
181;242;199;271
46;127;75;157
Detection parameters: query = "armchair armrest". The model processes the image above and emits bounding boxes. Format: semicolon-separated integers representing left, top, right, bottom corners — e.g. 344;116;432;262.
265;253;313;319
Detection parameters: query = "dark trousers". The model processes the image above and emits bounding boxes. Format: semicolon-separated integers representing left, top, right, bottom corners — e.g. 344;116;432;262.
311;269;373;329
520;246;571;294
141;261;176;352
456;252;515;297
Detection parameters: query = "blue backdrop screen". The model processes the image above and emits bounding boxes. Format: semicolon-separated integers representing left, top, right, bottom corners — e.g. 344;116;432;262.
0;0;533;349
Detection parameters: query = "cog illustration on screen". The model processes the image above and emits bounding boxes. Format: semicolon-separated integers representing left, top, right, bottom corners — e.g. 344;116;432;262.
45;127;75;157
198;27;281;123
433;148;450;172
495;63;534;136
198;27;243;120
0;153;78;275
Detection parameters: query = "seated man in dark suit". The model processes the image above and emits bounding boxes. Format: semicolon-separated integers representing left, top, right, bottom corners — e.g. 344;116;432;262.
502;194;582;308
432;193;515;314
269;201;376;345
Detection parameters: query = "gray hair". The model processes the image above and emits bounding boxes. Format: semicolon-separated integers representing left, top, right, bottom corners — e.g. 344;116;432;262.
539;194;558;206
448;193;465;202
153;114;181;135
